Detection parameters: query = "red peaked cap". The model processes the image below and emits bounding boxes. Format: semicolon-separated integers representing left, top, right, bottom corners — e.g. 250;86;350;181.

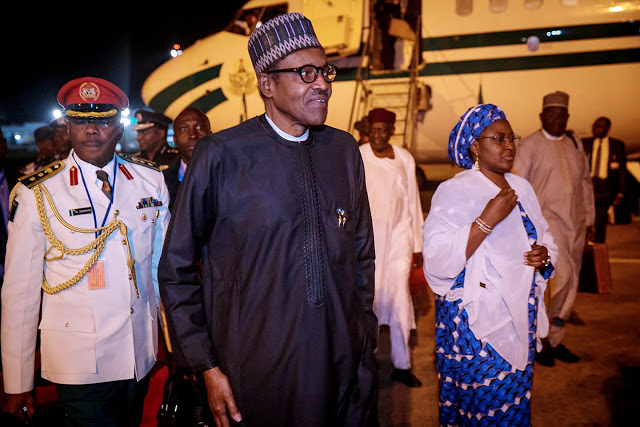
367;108;396;125
57;77;129;110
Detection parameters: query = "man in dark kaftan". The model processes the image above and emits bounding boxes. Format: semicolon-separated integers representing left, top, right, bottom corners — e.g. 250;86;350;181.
158;12;379;427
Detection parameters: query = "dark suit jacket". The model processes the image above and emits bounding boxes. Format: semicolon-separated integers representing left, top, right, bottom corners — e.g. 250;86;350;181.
582;136;627;204
162;156;182;213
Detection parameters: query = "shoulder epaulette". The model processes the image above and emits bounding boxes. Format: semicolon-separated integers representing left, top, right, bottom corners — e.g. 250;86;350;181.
118;153;160;171
18;160;65;189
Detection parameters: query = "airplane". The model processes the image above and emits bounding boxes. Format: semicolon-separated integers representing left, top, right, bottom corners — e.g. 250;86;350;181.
140;0;640;165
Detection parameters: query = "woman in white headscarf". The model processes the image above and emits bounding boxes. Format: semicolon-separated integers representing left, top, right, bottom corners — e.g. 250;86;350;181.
422;104;557;426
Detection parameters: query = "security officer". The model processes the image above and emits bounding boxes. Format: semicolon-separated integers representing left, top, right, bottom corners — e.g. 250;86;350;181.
49;116;72;160
0;77;170;425
133;109;178;170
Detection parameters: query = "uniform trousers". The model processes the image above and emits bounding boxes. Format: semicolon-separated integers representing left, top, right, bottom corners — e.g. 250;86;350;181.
56;375;150;427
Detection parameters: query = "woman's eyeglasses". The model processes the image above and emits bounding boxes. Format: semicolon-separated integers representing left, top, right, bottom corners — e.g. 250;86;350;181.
476;135;521;143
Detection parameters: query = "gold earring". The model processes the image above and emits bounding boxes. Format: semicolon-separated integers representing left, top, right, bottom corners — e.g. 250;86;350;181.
473;154;480;171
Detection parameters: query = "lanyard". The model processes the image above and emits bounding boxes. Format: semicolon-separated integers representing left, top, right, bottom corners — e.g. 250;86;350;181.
72;153;118;237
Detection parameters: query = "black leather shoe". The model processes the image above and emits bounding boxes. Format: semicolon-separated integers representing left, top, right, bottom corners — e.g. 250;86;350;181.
391;369;422;387
535;346;555;367
553;344;580;363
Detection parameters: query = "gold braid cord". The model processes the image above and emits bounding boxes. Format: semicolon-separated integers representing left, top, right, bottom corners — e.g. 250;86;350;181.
34;184;139;297
65;109;118;118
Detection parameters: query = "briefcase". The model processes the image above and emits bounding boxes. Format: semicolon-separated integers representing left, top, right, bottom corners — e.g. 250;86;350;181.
578;242;612;294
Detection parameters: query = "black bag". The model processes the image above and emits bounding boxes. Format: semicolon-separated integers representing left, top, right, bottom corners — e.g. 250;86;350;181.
157;371;213;427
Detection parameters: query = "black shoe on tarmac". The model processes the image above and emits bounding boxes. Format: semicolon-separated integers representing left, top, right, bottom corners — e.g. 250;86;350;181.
391;369;423;387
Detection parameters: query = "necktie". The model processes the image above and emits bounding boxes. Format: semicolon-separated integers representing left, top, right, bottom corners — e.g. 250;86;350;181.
593;138;602;178
96;170;112;200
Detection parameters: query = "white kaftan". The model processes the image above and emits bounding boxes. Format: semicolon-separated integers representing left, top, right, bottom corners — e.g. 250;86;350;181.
512;129;595;345
360;144;423;332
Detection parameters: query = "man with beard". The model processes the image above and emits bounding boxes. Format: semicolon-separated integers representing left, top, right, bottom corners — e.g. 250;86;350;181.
513;91;595;367
159;12;379;427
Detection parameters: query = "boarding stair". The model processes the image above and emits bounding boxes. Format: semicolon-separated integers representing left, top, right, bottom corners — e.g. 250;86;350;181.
348;1;424;152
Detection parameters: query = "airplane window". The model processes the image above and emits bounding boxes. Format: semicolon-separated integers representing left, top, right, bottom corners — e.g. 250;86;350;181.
456;0;472;16
225;4;289;36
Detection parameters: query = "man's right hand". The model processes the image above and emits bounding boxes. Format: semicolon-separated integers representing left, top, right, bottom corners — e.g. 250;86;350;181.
202;367;242;427
2;391;35;422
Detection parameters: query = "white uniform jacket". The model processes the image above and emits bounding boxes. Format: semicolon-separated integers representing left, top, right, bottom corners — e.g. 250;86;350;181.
422;170;557;370
1;150;170;393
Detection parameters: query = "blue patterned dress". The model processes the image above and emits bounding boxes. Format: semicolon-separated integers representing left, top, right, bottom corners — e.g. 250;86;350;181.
435;202;553;426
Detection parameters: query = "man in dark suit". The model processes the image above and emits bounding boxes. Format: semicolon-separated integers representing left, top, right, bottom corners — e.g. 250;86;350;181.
162;107;211;212
582;116;627;242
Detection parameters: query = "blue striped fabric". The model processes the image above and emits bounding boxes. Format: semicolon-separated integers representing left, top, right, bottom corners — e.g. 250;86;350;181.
434;202;541;426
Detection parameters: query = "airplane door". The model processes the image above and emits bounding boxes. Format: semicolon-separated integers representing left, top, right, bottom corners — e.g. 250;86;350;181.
302;0;364;57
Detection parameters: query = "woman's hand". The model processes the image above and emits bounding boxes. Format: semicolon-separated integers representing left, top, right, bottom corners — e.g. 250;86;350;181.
479;188;518;228
524;244;550;268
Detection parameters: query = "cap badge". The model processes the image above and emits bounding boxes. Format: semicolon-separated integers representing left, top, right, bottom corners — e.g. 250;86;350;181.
79;82;101;102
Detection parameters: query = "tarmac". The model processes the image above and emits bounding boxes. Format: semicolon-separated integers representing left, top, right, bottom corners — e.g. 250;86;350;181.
1;168;639;426
375;209;640;426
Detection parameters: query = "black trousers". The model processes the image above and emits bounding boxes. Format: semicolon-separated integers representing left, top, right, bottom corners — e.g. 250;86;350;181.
56;375;150;427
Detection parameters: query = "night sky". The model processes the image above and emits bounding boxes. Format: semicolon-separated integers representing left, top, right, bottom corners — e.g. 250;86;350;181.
0;2;249;124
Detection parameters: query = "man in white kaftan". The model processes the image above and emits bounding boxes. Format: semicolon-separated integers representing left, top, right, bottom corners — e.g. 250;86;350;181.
360;108;424;387
512;91;595;367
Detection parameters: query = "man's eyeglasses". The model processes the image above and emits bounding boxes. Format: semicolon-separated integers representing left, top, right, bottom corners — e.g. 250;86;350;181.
267;64;338;83
476;135;521;144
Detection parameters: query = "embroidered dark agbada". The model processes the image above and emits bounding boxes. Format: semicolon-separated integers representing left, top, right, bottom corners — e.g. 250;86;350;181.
158;116;377;425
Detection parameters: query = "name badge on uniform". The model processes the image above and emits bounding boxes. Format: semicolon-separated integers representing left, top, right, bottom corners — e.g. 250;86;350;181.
69;207;93;216
88;260;107;290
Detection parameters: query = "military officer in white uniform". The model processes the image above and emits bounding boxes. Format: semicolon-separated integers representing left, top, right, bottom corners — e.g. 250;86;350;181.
0;76;170;425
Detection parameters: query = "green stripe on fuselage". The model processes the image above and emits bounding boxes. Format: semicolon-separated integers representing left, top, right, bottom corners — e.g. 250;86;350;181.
335;48;640;80
148;64;223;113
422;21;640;51
147;22;639;111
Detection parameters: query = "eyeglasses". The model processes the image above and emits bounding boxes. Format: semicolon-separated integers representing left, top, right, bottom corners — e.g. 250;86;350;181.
476;135;521;143
267;64;338;83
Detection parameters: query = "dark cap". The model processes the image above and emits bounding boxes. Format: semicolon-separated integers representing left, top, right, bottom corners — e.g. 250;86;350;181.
34;126;54;143
133;109;172;131
248;12;322;75
49;117;68;129
57;77;128;119
368;108;396;125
